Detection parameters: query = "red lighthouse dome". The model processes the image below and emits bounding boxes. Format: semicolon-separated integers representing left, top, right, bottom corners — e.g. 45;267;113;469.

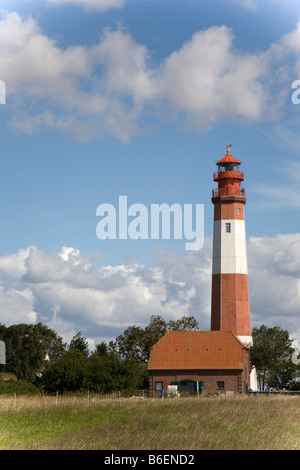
213;145;245;199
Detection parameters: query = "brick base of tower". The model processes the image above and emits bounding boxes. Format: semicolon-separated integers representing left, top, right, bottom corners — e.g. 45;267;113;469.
211;272;257;390
211;273;251;337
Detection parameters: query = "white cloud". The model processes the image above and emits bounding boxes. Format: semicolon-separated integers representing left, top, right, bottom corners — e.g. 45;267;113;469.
0;13;149;141
234;0;299;12
0;11;299;140
0;247;32;281
91;27;155;107
239;0;258;12
45;0;124;11
0;234;300;345
0;286;37;325
0;243;212;344
0;12;93;112
247;234;300;341
153;26;267;129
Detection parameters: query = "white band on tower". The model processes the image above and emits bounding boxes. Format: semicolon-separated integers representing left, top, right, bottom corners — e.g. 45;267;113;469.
212;219;248;275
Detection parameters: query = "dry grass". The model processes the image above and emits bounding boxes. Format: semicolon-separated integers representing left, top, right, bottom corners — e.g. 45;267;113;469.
0;394;299;450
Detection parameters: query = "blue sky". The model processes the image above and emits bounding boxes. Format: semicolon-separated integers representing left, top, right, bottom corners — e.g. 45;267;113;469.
1;0;300;347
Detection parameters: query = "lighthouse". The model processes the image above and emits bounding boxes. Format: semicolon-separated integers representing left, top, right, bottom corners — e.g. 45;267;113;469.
211;145;257;389
211;145;251;343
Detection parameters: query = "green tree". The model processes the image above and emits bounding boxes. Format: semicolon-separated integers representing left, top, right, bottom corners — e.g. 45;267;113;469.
69;332;89;356
250;325;296;390
42;350;148;393
115;325;145;361
94;341;109;356
113;314;198;362
0;323;66;383
113;315;167;362
42;349;88;392
84;354;120;392
142;315;168;361
168;315;199;331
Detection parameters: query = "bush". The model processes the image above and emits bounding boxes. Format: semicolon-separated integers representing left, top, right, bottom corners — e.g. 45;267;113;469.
0;377;39;395
0;372;17;381
41;350;148;393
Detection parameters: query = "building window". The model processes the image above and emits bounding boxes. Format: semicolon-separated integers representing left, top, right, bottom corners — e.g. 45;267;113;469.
225;222;231;233
237;207;241;214
155;381;163;391
217;381;225;389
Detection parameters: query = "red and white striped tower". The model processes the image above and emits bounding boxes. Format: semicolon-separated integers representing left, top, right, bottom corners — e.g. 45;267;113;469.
211;145;252;343
211;145;257;390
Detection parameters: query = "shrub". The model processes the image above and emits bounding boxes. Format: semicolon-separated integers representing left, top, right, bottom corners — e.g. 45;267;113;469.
0;378;39;395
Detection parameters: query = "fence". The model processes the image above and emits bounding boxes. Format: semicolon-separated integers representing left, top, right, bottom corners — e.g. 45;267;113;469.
249;390;300;397
0;389;151;411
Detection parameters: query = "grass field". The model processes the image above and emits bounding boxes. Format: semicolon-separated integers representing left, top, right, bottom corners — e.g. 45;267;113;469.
0;394;299;450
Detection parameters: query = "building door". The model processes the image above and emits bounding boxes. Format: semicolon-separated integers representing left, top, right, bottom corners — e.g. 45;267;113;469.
180;379;196;394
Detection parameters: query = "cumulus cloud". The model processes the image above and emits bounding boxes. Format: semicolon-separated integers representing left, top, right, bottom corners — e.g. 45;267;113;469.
0;234;300;347
0;286;36;325
153;26;267;129
0;13;151;141
1;11;299;141
1;245;172;346
0;243;212;346
247;234;300;341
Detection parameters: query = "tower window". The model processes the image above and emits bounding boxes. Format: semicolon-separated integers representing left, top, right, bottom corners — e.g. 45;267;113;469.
237;207;241;214
225;222;231;233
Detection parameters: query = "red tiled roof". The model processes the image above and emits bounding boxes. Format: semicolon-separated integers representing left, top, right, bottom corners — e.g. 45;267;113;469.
217;154;241;165
147;331;248;371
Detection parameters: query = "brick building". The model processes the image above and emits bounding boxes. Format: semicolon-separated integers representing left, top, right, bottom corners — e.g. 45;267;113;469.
148;330;251;396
